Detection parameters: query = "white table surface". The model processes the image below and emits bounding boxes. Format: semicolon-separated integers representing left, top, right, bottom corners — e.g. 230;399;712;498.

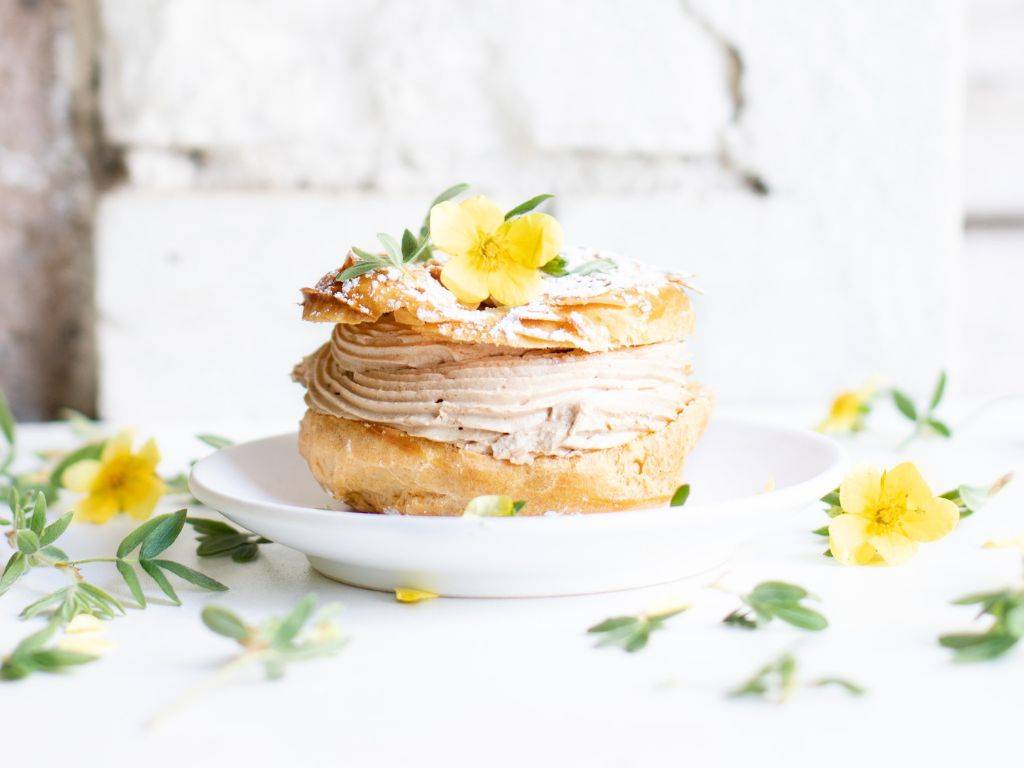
4;404;1024;768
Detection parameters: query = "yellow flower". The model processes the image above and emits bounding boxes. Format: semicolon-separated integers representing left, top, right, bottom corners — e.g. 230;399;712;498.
828;463;959;565
395;588;439;603
63;430;166;524
57;615;113;656
817;379;880;433
429;195;563;307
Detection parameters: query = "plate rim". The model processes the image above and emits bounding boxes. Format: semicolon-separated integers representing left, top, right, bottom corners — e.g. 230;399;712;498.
189;417;848;527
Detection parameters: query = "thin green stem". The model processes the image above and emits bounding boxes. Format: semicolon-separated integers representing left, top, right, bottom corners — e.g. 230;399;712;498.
60;556;118;567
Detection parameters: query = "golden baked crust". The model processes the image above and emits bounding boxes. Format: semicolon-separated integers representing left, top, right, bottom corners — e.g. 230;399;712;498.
300;253;695;353
298;387;713;516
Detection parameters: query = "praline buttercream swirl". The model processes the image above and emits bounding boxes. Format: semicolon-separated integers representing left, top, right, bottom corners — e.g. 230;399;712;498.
295;317;694;464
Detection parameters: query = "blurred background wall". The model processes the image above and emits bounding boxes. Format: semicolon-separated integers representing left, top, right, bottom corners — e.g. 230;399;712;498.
0;0;1019;427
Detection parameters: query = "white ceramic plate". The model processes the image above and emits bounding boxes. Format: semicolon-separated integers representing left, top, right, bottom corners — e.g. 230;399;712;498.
189;419;846;597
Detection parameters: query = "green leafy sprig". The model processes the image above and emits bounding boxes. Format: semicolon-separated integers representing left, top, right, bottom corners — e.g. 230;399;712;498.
336;183;469;283
201;595;346;679
730;651;863;702
587;605;688;652
2;500;226;610
187;517;271;563
722;581;828;631
892;371;951;446
0;620;97;680
939;584;1024;662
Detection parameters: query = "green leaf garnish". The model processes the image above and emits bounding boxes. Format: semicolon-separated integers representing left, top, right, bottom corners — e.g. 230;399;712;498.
723;581;828;631
730;651;863;702
670;484;690;507
504;193;554;220
197;434;234;450
891;371;952;446
587;606;687;653
940;583;1024;662
541;255;616;279
187;516;271;563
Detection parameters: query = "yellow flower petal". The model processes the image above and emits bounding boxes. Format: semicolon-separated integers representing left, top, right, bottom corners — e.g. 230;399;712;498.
138;438;162;471
901;496;959;543
867;532;918;565
75;492;120;524
829;514;878;566
101;430;134;462
120;475;166;520
429;196;503;258
839;465;882;517
440;254;490;305
66;614;105;633
395;588;438;603
486;261;543;307
882;462;935;510
492;212;563;269
62;459;102;492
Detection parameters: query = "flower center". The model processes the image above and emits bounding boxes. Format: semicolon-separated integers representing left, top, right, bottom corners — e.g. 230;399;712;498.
478;238;508;270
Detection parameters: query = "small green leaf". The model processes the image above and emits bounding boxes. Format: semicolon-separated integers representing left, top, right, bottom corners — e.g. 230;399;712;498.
139;509;187;560
0;552;28;594
196;533;255;557
511;500;527;515
401;229;418;260
541;256;568;277
723;610;758;629
0;389;15;445
811;525;830;536
231;543;260;562
336;260;382;282
670;484;690;507
78;582;126;615
187;517;238;536
117;513;169;558
749;581;808;604
950;633;1017;663
202;605;250;641
571;258;617;276
891;390;918;422
39;511;73;547
274;594;317;644
587;617;636;633
27;649;97;671
151;559;228;592
504;193;554;220
140;559;180;605
926;418;952;438
771;604;828;631
16;529;40;555
19;588;69;619
116;558;146;608
29;493;47;535
39;545;68;561
813;677;865;696
197;434;233;450
928;370;947;411
377;233;403;267
820;490;840;506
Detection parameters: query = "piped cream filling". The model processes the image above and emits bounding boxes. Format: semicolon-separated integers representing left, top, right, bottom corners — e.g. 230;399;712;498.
296;317;694;464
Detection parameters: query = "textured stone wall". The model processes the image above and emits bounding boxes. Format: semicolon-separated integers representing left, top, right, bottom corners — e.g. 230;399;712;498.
0;0;101;420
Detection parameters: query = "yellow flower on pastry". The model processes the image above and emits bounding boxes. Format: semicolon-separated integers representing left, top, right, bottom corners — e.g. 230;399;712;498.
429;195;563;307
828;462;959;566
62;430;167;524
817;379;880;434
